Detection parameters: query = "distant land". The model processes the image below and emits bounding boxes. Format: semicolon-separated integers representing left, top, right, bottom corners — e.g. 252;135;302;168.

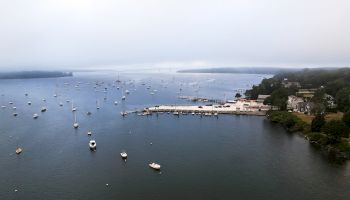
178;67;313;74
0;71;73;79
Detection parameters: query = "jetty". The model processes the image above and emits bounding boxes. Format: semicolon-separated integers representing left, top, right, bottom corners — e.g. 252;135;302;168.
144;99;271;116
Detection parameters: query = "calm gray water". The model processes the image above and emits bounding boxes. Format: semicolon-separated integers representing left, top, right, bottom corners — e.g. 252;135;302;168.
0;72;350;200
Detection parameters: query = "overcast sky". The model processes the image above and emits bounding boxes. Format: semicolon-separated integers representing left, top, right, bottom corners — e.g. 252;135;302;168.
0;0;349;70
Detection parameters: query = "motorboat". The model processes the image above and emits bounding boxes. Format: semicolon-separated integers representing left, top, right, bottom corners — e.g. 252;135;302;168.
87;131;92;136
120;112;127;117
120;151;127;159
114;101;118;105
89;140;97;150
33;113;39;119
15;147;22;154
41;107;47;112
27;101;31;105
149;162;161;170
121;95;126;100
13;113;18;116
86;111;92;115
59;102;63;106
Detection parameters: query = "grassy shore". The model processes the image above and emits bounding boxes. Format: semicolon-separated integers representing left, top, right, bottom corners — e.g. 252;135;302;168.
292;112;344;124
267;111;350;161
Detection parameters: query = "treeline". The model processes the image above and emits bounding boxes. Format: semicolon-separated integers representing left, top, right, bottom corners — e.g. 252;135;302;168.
246;68;350;112
178;67;301;74
0;71;73;79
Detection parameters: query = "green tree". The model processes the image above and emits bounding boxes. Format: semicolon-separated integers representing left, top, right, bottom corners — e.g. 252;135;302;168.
311;114;325;132
335;87;350;112
322;120;350;143
235;93;242;98
342;111;350;127
264;88;288;110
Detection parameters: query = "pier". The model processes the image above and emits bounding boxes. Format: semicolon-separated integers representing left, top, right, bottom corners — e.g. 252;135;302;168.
144;100;271;116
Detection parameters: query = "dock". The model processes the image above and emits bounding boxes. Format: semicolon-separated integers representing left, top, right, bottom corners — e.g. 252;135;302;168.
144;100;271;116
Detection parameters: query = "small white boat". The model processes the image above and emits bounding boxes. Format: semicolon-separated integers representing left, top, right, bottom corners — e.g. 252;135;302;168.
120;151;127;159
73;122;79;128
41;107;47;112
13;107;16;110
120;112;127;116
9;102;13;104
33;113;39;119
16;147;22;154
173;111;179;115
86;111;92;115
121;95;126;100
59;102;63;106
114;101;118;105
1;105;6;108
87;131;92;136
149;162;161;170
125;90;130;94
89;140;97;150
191;112;195;115
53;94;57;97
27;101;31;105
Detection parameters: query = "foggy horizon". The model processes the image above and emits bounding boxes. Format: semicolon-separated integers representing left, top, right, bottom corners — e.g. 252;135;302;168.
0;0;349;71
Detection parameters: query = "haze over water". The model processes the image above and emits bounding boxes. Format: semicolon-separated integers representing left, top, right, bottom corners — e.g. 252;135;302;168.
1;72;350;200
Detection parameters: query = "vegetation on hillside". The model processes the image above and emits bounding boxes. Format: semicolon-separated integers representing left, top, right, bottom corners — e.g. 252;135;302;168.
257;68;350;161
245;68;350;112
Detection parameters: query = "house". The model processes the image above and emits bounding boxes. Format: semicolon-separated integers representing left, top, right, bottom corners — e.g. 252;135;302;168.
296;89;317;98
256;95;270;103
324;94;337;109
282;81;301;88
287;95;304;112
296;102;315;114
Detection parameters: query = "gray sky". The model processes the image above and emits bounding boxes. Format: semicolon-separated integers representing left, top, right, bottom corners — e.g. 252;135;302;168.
0;0;349;70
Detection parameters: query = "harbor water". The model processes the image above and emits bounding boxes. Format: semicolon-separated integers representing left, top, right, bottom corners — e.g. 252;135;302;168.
0;72;350;200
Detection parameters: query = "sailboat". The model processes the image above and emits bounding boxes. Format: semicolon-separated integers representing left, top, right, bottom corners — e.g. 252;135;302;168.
96;100;100;109
121;89;126;100
71;101;77;112
73;112;79;128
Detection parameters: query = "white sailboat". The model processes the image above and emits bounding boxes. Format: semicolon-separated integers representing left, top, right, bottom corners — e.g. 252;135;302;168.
73;112;79;128
71;101;77;112
96;100;100;109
